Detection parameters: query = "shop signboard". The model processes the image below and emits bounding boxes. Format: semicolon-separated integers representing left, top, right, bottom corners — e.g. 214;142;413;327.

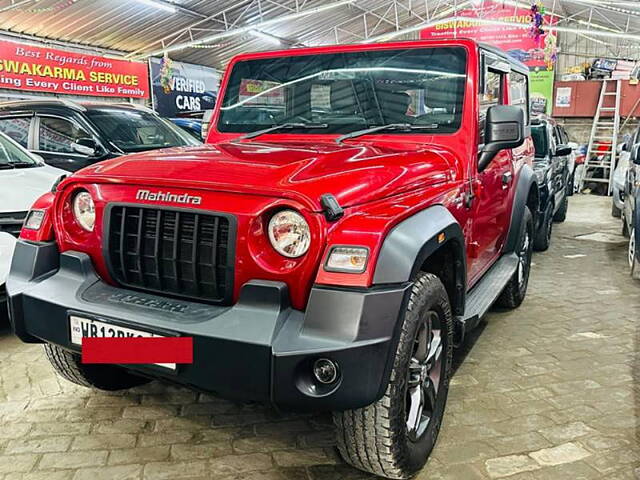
421;0;558;114
149;58;220;117
0;39;149;98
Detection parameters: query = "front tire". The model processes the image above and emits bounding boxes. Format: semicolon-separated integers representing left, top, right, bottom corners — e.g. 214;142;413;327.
44;344;150;391
496;206;533;309
333;273;453;479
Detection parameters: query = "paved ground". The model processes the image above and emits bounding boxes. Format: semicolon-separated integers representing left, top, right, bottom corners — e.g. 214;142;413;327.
0;194;638;480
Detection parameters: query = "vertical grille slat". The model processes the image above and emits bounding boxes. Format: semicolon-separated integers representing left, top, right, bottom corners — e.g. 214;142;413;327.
107;205;232;303
118;206;128;284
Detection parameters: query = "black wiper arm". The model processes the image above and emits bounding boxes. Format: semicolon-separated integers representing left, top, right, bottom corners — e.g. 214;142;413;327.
335;123;439;144
11;162;39;168
237;122;328;141
0;164;14;170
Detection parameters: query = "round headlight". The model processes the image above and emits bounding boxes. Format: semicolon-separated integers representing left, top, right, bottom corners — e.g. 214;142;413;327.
268;210;311;258
72;191;95;232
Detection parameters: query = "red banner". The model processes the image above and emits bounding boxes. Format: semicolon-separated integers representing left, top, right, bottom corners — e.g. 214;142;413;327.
421;1;557;70
0;40;149;98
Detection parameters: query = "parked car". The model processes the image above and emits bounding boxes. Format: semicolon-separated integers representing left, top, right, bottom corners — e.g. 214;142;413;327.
620;127;640;235
169;117;203;140
0;100;200;173
530;117;573;250
0;130;66;320
612;140;632;218
626;143;640;279
7;40;538;480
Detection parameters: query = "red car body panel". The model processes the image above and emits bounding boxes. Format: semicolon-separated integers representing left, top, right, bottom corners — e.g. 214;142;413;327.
22;38;534;310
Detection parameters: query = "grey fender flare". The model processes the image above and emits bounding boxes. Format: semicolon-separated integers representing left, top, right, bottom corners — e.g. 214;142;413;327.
504;164;538;254
372;205;466;315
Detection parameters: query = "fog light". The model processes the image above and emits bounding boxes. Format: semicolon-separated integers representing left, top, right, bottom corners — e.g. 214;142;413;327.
23;210;45;230
313;358;338;384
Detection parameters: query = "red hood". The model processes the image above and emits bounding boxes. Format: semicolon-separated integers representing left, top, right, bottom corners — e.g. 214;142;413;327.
68;141;463;211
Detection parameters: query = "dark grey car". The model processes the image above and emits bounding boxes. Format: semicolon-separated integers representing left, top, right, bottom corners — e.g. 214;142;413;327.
530;117;573;251
0;100;199;172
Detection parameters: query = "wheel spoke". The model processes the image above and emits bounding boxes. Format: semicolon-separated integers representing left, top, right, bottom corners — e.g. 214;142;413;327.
406;385;424;436
426;330;442;365
423;379;437;411
414;322;429;362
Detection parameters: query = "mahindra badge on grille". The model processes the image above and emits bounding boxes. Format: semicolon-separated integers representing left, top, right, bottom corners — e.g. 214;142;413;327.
136;189;202;205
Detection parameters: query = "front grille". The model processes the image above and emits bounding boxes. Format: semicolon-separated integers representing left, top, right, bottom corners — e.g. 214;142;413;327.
106;205;234;304
0;211;27;237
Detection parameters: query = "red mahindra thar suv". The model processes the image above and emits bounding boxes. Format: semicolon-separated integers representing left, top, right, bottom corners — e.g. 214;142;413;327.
8;39;537;479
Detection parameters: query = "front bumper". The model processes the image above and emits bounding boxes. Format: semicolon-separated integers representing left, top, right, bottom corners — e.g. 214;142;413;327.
7;240;409;412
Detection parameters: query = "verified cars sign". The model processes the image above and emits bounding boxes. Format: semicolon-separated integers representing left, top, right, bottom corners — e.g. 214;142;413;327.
149;57;220;117
0;40;149;98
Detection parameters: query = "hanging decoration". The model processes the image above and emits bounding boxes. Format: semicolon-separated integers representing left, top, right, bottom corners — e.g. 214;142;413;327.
543;32;558;70
529;2;545;45
19;0;79;13
159;54;175;95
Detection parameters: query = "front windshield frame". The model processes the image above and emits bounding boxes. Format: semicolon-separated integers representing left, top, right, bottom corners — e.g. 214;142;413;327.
0;131;39;166
85;108;200;153
217;46;468;137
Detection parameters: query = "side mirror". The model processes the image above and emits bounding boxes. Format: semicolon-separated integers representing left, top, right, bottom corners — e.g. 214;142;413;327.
72;138;97;157
555;145;572;157
478;105;526;172
31;153;45;164
632;143;640;166
617;142;627;154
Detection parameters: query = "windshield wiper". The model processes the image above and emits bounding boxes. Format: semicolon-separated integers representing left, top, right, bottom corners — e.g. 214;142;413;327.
335;123;439;144
11;162;40;168
237;122;328;141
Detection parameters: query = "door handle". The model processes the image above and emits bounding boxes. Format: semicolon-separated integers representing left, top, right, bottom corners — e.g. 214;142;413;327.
502;171;513;185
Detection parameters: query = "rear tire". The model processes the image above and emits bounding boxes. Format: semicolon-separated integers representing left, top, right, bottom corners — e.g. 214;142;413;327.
612;203;622;218
44;344;150;391
333;273;453;479
533;205;553;252
496;207;533;309
629;229;640;280
553;195;568;223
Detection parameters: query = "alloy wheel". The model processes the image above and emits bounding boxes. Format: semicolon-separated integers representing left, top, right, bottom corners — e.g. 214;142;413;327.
406;311;443;442
629;229;636;270
518;229;531;289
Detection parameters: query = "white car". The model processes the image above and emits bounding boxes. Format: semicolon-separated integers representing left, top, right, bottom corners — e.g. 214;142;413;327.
0;131;66;319
612;142;631;218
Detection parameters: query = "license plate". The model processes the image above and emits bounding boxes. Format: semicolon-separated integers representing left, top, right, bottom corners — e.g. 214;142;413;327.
69;315;175;369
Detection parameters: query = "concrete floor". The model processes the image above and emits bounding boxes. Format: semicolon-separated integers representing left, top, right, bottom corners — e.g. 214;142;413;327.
0;194;638;480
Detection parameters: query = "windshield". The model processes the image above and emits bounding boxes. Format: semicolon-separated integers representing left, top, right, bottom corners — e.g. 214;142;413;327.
218;47;467;136
0;132;39;166
85;108;200;153
531;125;547;158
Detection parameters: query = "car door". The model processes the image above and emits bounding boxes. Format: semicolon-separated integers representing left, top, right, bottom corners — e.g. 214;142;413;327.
469;61;514;283
33;114;97;172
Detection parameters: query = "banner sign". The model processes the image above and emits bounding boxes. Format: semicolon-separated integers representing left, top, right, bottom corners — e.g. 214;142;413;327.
0;40;149;98
421;1;558;113
149;57;220;117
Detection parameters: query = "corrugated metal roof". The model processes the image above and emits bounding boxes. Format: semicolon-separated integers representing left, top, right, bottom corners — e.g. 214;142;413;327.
0;0;637;69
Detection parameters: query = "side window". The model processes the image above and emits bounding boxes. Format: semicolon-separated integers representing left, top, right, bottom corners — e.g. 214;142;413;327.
508;71;529;124
0;117;31;147
479;70;504;144
38;117;91;154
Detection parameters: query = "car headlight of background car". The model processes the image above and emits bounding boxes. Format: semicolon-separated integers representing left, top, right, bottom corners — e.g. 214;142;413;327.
268;209;311;258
